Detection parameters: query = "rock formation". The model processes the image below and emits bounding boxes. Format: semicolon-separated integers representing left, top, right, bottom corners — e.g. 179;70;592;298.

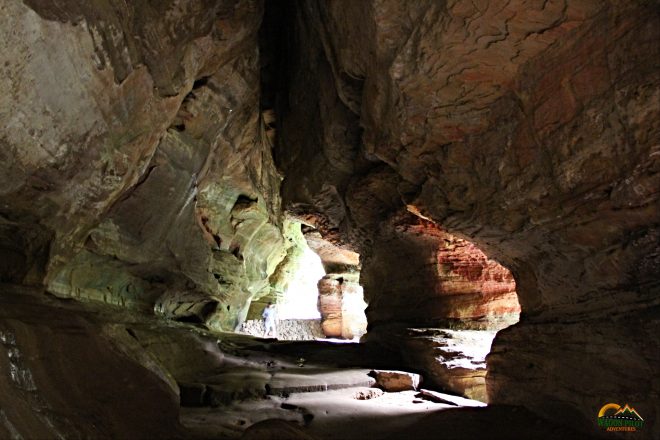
361;212;520;330
240;318;324;341
1;0;296;332
307;233;367;339
316;275;367;339
0;0;658;438
275;0;660;436
370;370;422;392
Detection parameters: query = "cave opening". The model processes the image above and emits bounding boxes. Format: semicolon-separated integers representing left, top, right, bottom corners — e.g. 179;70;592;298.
360;213;521;403
0;0;656;438
399;232;522;403
240;221;368;342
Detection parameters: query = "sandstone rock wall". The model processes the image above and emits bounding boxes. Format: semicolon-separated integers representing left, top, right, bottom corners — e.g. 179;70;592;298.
275;1;660;436
0;287;184;439
306;232;367;339
361;212;520;330
0;0;292;331
0;0;658;437
245;219;313;321
317;275;367;340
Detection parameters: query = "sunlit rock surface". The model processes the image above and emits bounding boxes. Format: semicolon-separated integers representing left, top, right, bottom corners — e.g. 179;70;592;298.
276;1;660;436
0;0;658;438
317;275;367;340
365;324;500;403
404;328;499;402
245;220;315;321
240;318;324;341
361;213;520;329
0;0;292;332
304;231;367;339
0;286;587;440
370;370;421;392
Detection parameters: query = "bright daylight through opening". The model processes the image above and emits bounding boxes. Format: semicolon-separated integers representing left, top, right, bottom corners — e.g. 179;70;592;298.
278;246;324;320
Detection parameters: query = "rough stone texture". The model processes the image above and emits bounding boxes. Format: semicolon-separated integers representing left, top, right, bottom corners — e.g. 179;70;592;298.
365;325;497;402
317;275;367;340
404;328;498;402
316;277;343;338
0;287;586;440
353;388;384;400
0;0;293;331
240;318;324;341
241;420;316;440
305;232;368;340
275;1;660;437
370;370;421;392
245;219;316;321
0;287;184;439
305;231;360;274
0;0;659;438
416;389;486;408
362;212;520;329
358;213;518;400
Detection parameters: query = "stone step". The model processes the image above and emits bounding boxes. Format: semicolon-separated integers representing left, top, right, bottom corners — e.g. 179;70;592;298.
268;368;375;395
179;367;376;406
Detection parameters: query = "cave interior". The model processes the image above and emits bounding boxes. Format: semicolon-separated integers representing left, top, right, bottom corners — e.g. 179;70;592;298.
0;0;658;439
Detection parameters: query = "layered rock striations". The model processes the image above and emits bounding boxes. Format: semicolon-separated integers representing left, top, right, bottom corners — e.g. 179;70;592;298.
0;0;658;438
0;0;293;331
317;275;366;340
306;232;367;339
275;1;660;436
361;212;519;330
358;213;519;401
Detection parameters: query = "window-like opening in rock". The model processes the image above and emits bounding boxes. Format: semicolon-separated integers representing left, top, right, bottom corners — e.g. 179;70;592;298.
382;224;521;403
305;231;368;342
362;214;521;403
241;222;367;341
277;246;324;320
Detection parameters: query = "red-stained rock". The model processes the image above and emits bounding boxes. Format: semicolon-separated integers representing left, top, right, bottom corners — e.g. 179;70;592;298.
317;277;343;338
309;233;367;340
361;212;520;330
317;276;367;339
0;0;658;438
276;1;659;437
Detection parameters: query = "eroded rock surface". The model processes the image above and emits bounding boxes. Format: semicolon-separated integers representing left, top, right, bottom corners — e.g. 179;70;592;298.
275;1;660;436
361;213;520;329
0;0;293;332
0;0;658;438
0;287;184;439
305;232;367;339
240;318;324;341
317;275;367;340
370;370;421;392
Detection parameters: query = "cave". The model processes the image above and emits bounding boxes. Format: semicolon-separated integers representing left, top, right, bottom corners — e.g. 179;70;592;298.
239;221;368;341
0;1;658;439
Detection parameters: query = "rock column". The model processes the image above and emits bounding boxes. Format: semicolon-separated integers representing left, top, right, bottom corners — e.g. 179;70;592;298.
317;274;367;340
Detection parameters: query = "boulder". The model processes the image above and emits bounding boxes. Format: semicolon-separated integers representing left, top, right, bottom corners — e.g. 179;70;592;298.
370;370;421;392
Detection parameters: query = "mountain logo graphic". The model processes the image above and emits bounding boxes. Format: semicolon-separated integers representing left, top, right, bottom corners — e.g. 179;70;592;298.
598;403;644;432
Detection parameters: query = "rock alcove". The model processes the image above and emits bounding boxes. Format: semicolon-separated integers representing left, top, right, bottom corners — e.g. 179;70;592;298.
0;0;658;439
